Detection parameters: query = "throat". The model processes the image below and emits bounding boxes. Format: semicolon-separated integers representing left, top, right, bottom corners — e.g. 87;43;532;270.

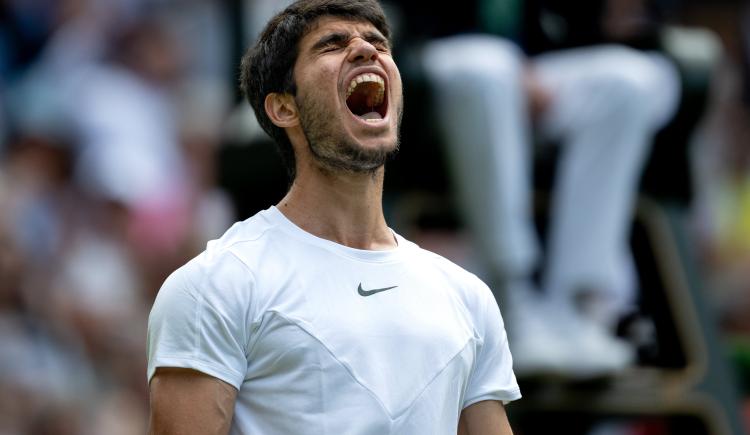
277;185;395;251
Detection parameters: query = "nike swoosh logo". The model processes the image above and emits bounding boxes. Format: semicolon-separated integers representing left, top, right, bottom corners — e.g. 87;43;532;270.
358;283;398;297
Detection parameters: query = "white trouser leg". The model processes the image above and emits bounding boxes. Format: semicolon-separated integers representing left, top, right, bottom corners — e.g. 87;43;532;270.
534;46;680;319
421;35;539;278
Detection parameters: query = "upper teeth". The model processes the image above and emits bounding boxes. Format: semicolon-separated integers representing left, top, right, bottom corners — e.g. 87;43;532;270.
346;73;385;102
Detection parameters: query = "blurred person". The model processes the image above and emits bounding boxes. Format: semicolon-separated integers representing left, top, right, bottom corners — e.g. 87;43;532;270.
5;4;193;259
0;137;153;435
0;1;233;433
0;135;72;266
147;0;520;434
1;0;144;151
2;38;156;426
0;0;58;149
0;134;114;435
1;8;175;430
405;0;681;376
72;17;185;198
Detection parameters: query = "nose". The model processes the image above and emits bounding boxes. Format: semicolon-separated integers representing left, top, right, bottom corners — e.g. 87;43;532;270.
347;37;378;63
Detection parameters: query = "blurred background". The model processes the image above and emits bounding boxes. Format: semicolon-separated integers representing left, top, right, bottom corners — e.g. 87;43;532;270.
0;0;748;433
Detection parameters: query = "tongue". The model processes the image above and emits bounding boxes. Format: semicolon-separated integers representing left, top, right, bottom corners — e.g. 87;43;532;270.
359;111;382;120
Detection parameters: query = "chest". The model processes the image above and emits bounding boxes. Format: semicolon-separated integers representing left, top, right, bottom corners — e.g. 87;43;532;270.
244;259;477;415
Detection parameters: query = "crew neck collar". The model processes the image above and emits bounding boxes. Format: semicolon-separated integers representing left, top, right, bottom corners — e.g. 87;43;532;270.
266;206;407;263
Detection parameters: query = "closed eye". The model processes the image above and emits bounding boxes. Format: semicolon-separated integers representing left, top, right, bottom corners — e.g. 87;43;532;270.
363;33;390;53
321;44;343;53
313;33;349;53
312;31;391;54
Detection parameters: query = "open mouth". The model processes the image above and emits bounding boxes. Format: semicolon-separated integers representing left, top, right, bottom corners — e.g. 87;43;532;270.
345;73;387;122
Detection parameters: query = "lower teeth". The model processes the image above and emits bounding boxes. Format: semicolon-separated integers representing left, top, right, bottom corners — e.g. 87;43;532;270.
359;111;382;120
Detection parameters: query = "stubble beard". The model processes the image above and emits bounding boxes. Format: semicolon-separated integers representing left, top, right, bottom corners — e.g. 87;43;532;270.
296;93;401;175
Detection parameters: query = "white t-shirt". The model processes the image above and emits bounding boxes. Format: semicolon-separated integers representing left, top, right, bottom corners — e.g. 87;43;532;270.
148;206;520;434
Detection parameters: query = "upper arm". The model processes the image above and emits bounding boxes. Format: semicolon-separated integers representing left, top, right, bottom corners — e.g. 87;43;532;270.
458;400;514;435
149;367;238;435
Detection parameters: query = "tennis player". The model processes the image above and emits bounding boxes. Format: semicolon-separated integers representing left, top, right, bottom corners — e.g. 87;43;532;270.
147;1;520;433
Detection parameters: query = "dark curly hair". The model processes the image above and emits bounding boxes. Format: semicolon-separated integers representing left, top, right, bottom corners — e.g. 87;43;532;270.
239;0;392;180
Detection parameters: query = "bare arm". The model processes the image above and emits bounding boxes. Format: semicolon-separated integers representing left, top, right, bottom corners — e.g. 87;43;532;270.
149;367;238;435
458;400;514;435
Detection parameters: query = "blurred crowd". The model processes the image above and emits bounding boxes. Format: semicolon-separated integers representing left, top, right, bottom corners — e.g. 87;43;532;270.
0;0;748;433
0;0;235;432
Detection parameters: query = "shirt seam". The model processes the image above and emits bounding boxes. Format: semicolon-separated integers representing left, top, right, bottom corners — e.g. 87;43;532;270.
214;225;273;251
224;248;258;358
252;310;481;421
252;310;396;419
393;338;475;420
177;270;203;361
183;252;257;362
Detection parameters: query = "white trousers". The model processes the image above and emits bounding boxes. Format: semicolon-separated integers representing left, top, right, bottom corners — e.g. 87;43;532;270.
422;36;680;315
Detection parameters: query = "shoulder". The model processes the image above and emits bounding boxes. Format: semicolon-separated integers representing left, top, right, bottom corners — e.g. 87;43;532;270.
157;209;285;310
191;208;288;283
203;207;280;262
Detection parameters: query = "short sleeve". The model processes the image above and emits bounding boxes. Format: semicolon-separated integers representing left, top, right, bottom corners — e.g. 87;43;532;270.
147;254;253;390
463;282;521;407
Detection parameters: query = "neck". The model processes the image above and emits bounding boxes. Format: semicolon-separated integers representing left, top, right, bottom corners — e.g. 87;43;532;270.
276;161;396;251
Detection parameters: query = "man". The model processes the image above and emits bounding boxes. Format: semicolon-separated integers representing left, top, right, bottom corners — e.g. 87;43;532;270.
410;0;679;375
147;0;520;434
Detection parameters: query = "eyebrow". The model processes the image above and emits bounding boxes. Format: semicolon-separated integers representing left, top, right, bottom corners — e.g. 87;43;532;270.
310;30;390;52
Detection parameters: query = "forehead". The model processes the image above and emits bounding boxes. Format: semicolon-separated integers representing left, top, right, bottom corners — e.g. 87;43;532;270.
299;16;383;49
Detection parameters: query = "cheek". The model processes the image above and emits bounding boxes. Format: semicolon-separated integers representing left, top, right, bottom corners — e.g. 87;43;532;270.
310;73;341;107
311;60;340;85
390;79;404;111
295;62;339;99
386;64;403;99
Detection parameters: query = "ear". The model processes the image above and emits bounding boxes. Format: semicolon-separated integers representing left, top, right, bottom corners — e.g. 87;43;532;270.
264;92;299;128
